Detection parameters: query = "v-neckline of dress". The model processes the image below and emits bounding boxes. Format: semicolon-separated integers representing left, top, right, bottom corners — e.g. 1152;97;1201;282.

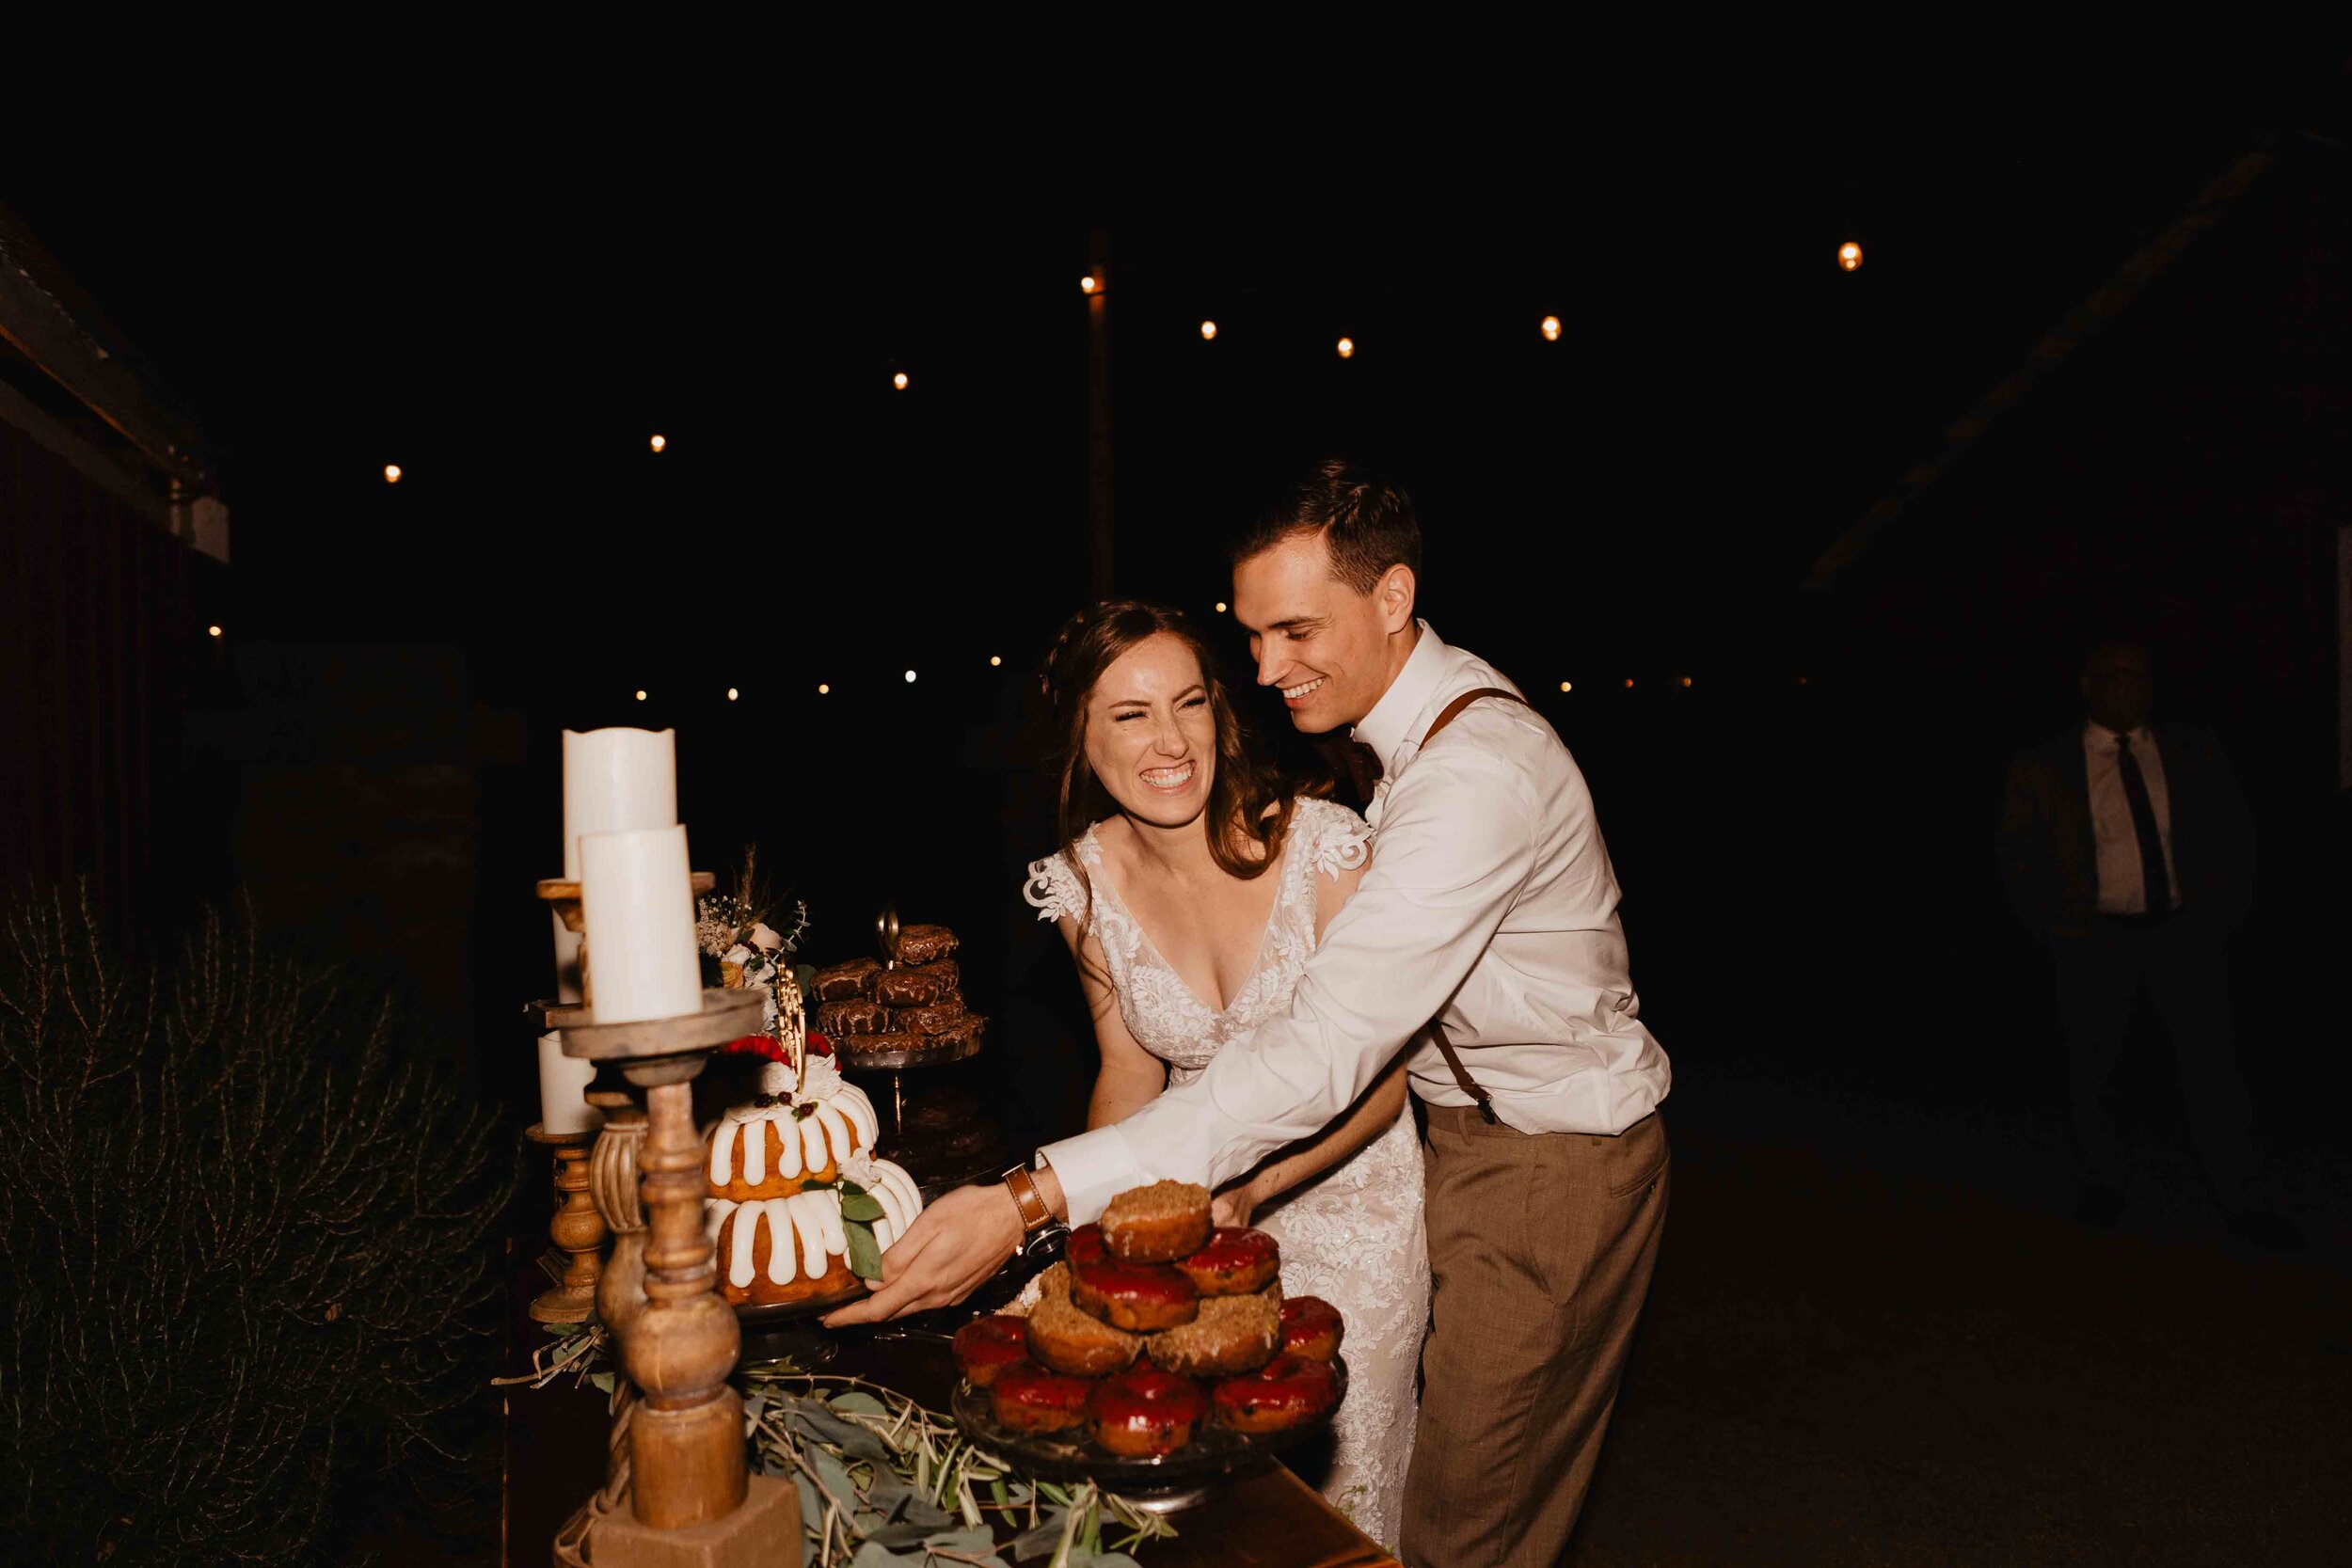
1082;823;1298;1019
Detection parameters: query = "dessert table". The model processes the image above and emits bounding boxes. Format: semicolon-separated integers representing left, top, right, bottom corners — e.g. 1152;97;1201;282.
501;1262;1398;1568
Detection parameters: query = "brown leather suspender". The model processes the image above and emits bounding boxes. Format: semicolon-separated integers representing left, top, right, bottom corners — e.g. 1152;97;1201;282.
1412;687;1526;1123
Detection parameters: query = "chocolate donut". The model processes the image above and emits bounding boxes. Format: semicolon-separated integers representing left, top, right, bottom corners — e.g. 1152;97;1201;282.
872;960;959;1006
891;924;960;966
1087;1364;1209;1457
1068;1223;1200;1332
1175;1227;1279;1296
813;958;880;1000
1024;1289;1142;1376
951;1315;1030;1388
1099;1180;1213;1264
816;997;893;1037
1279;1295;1344;1363
1212;1354;1339;1434
891;997;967;1036
989;1361;1095;1433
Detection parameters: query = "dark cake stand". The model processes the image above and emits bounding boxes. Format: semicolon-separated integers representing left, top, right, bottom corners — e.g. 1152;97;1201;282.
839;906;1006;1199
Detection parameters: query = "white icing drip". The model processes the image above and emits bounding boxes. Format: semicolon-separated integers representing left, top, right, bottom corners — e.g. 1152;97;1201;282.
874;1217;896;1251
790;1195;832;1274
775;1117;805;1180
763;1198;799;1284
708;1127;730;1187
872;1180;907;1237
743;1118;767;1186
814;1194;848;1257
836;1085;879;1147
706;1197;738;1243
801;1112;828;1171
729;1201;765;1288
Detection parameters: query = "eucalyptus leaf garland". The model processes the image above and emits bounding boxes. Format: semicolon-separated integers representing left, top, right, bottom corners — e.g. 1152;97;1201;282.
502;1323;1176;1566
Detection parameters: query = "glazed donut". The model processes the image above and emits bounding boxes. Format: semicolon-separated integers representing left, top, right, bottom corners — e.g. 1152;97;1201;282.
1145;1282;1282;1377
1174;1227;1279;1296
1099;1180;1214;1264
989;1361;1095;1434
1024;1289;1142;1376
1279;1295;1344;1363
1211;1354;1340;1434
951;1315;1030;1388
1069;1223;1200;1332
1087;1363;1210;1458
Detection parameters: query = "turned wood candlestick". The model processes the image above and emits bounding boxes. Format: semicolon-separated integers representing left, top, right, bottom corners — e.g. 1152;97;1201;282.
525;1124;605;1323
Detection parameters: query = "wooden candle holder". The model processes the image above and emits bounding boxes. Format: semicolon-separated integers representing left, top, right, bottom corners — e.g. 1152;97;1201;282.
524;1123;605;1324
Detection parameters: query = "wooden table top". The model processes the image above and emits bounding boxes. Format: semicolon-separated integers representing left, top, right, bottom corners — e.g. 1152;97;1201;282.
501;1268;1397;1567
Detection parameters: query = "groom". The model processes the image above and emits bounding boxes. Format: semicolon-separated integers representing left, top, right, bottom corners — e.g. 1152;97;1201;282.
832;460;1672;1567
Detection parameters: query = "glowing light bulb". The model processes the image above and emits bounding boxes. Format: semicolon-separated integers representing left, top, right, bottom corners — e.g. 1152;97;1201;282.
989;656;1002;667
1559;680;1572;692
1838;241;1863;272
1336;337;1355;359
635;689;647;702
818;683;831;694
1679;676;1693;688
1215;601;1228;613
903;669;917;684
1623;678;1635;689
893;372;909;390
207;625;223;639
383;464;402;483
650;434;667;452
1080;275;1097;294
1200;320;1217;341
1541;316;1562;341
726;687;739;701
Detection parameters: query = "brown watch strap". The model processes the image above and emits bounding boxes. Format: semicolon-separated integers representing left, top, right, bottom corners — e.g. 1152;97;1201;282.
1002;1164;1051;1231
1418;686;1526;1125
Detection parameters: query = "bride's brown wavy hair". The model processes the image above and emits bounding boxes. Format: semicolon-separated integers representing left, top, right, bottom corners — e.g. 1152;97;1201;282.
1039;600;1306;922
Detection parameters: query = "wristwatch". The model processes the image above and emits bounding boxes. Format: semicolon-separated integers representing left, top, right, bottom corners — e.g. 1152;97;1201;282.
1000;1159;1067;1258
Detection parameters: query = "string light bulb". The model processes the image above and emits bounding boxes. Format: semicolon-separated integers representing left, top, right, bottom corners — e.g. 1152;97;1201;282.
1623;678;1635;689
635;689;647;702
1838;240;1863;272
1200;321;1217;341
818;683;831;694
893;372;909;390
650;434;666;452
1215;601;1228;613
1541;316;1562;341
1336;337;1355;359
903;669;917;684
989;656;1002;667
1080;275;1097;294
1679;676;1693;688
726;687;739;701
1559;680;1572;692
207;625;223;639
383;464;402;483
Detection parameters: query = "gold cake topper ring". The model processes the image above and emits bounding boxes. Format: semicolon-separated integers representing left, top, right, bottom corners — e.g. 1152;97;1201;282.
875;906;901;969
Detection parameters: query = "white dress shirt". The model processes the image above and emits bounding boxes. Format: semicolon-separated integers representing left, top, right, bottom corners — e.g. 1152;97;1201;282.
1042;622;1673;1225
2083;721;2180;914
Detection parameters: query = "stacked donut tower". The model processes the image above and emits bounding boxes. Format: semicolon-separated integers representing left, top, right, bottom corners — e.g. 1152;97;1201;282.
953;1180;1346;1458
810;921;985;1062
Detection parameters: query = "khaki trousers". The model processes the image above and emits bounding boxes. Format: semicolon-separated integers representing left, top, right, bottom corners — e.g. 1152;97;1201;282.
1400;1108;1668;1568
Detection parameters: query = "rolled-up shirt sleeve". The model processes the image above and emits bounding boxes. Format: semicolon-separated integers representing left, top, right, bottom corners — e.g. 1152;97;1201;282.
1041;747;1537;1224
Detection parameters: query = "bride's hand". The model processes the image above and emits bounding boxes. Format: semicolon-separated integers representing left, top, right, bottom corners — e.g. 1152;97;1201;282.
1211;1183;1260;1229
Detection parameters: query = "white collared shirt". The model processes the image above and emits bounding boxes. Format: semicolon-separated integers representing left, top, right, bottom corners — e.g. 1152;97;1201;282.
2083;721;2180;914
1043;621;1673;1225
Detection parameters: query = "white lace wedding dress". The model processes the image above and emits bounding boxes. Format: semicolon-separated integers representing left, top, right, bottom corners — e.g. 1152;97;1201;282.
1025;796;1427;1549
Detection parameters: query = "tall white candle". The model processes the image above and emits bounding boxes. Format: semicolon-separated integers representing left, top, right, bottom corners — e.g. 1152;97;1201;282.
558;727;677;998
579;823;704;1024
536;1031;604;1134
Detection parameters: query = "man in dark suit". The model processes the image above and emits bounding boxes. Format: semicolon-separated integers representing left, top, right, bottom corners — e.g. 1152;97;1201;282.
1997;643;2296;1250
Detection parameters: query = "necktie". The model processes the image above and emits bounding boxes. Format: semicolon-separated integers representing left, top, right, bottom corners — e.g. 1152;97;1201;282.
2115;734;2173;914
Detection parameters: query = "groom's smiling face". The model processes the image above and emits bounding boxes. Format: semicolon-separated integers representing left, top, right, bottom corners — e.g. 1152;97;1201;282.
1233;531;1417;736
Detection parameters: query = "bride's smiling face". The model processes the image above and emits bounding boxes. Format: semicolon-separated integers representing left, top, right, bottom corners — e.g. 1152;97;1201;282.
1083;632;1217;830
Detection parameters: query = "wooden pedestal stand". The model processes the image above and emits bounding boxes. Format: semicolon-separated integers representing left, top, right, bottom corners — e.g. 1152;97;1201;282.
525;1124;605;1323
548;987;798;1567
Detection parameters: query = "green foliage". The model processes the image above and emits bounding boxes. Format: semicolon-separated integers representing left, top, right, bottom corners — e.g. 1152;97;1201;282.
0;887;512;1565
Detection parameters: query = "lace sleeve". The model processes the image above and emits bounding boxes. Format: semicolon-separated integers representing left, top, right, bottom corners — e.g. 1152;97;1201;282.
1022;853;1089;925
1299;797;1373;880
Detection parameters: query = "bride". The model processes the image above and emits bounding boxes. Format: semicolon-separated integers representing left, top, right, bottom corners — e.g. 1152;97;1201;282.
1022;600;1427;1547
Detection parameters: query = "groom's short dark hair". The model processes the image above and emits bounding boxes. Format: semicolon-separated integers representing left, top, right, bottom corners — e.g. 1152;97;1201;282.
1231;458;1422;595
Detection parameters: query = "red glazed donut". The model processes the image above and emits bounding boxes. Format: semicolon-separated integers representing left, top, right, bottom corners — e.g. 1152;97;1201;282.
990;1361;1096;1433
1279;1295;1344;1363
952;1314;1030;1388
1069;1223;1200;1332
1211;1354;1340;1434
1175;1227;1279;1296
1086;1363;1210;1457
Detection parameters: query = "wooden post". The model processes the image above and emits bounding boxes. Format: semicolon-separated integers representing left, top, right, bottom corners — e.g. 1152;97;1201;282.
526;1125;604;1323
1088;230;1114;600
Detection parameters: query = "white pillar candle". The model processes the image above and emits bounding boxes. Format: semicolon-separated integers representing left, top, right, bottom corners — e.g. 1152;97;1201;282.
558;727;676;998
536;1030;604;1134
579;823;704;1024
